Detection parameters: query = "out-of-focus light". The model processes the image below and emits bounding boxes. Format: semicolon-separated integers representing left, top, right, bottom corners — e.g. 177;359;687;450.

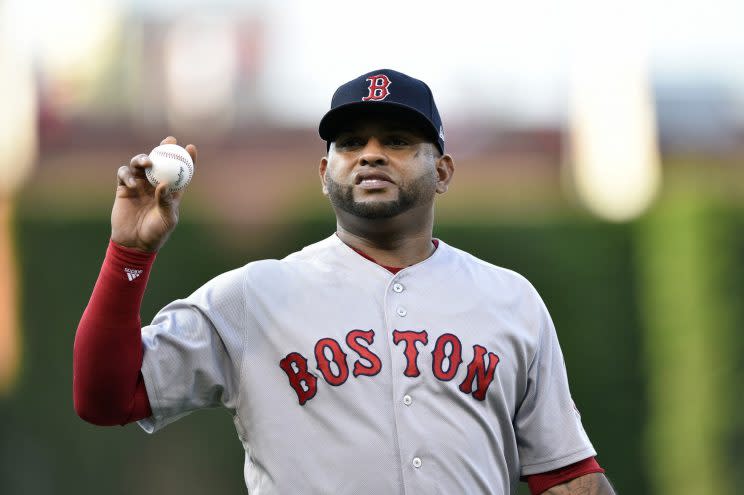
566;3;661;222
5;0;119;107
0;5;37;196
0;1;37;395
164;15;239;134
0;199;21;396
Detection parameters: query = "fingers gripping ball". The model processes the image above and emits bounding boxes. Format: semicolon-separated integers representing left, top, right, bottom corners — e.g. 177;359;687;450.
146;144;194;193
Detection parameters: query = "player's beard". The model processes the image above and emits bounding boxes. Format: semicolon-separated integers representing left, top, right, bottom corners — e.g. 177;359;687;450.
325;170;437;219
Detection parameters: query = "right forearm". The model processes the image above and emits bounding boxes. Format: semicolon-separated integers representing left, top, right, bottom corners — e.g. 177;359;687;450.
76;136;195;425
73;240;155;425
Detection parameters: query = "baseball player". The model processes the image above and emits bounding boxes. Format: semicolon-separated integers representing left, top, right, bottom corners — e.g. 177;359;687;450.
74;69;615;494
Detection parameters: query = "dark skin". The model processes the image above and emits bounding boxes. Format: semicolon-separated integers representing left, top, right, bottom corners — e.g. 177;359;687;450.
112;136;197;252
318;118;454;268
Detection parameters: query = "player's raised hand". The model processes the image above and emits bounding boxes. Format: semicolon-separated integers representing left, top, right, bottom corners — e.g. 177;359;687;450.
111;136;198;252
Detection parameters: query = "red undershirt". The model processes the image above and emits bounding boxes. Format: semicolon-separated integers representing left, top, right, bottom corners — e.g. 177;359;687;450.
73;238;604;493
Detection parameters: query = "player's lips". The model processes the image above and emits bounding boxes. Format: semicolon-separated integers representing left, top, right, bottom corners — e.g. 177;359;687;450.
354;172;395;189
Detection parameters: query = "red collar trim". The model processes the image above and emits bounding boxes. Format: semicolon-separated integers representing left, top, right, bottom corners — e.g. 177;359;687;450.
350;239;439;274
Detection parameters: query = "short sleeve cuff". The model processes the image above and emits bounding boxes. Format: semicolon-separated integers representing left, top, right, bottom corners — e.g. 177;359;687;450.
520;446;597;477
524;456;605;494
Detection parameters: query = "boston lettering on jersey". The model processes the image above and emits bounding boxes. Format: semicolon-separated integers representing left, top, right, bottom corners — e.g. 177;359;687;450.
279;329;500;405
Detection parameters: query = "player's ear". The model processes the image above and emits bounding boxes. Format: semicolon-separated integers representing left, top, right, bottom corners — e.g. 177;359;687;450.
435;153;455;194
319;157;329;196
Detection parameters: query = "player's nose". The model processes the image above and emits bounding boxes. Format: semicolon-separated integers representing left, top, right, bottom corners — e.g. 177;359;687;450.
359;138;387;167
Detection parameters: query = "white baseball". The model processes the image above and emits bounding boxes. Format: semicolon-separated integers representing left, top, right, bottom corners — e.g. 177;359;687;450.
146;144;194;193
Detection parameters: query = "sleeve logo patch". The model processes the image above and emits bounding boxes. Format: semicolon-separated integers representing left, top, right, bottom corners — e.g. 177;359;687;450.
124;267;143;281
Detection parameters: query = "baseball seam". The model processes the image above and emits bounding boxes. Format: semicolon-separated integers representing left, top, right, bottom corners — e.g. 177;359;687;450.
145;158;194;192
153;151;193;169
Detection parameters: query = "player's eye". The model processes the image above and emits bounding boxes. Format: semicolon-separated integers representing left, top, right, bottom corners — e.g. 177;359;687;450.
386;136;410;147
336;137;365;149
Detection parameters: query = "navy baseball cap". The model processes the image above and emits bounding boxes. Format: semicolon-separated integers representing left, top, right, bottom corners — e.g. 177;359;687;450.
319;69;445;154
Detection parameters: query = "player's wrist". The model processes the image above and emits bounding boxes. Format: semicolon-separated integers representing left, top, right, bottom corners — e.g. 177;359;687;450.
110;231;169;254
108;239;158;264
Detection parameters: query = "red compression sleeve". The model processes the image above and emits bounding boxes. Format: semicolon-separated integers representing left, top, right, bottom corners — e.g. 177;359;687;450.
524;457;605;494
73;240;155;425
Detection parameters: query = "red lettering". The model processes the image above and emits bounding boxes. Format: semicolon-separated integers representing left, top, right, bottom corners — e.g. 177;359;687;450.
392;330;428;377
431;333;463;381
314;338;349;386
459;345;500;401
279;352;318;405
346;329;382;377
362;74;391;101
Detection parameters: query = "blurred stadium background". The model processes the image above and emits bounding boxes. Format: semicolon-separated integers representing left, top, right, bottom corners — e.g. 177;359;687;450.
1;0;744;493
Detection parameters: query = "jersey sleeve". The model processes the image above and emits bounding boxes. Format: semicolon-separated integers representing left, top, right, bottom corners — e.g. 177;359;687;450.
514;290;597;476
137;266;247;433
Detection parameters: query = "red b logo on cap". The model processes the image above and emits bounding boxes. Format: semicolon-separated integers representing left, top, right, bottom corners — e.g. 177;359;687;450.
362;75;391;101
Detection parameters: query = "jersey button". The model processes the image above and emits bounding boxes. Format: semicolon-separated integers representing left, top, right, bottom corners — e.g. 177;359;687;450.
393;283;404;293
403;395;412;406
396;307;407;317
412;457;422;468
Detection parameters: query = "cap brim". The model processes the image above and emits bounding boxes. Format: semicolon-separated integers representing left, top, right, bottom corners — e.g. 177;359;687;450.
319;101;440;148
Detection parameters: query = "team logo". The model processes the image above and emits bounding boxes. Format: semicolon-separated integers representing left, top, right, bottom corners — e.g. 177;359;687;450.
439;125;445;141
362;74;391;101
280;328;500;405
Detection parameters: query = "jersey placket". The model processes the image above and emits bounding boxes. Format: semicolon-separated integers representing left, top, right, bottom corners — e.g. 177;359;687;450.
383;271;424;494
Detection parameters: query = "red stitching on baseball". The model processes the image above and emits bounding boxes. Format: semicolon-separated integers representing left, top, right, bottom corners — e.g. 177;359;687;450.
154;150;191;167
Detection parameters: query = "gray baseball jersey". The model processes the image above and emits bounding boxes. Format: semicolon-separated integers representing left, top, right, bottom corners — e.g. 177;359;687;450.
138;234;596;494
